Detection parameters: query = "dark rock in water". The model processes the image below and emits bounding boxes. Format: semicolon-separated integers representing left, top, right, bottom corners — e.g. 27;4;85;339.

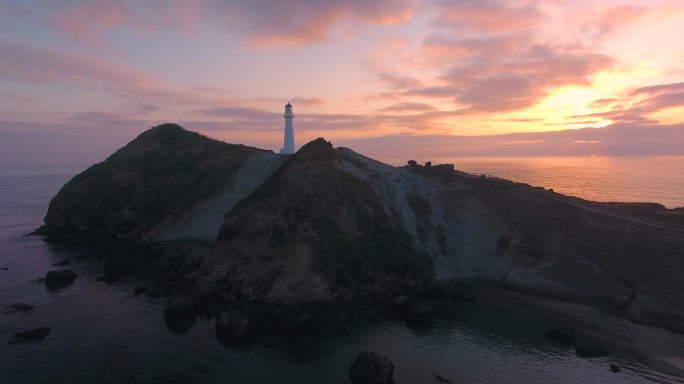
574;338;608;358
164;296;195;333
104;259;131;280
545;325;575;346
435;374;453;383
215;310;250;345
147;287;168;298
4;303;34;313
2;267;8;270
348;350;394;384
278;312;313;334
45;269;77;288
12;327;51;342
406;302;434;327
52;259;70;266
610;363;622;373
134;285;149;296
390;295;410;314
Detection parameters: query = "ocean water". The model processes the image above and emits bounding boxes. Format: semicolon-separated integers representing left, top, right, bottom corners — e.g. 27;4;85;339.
412;156;684;208
1;167;683;383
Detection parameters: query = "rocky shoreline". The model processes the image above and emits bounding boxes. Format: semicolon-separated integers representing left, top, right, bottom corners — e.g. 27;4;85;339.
31;123;684;375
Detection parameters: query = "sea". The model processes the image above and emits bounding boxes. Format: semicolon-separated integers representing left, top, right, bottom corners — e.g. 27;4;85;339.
1;157;684;384
428;156;684;208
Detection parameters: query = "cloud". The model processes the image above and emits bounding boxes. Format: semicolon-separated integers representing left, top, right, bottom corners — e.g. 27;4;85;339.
432;0;542;32
252;97;326;107
0;38;153;87
38;0;418;47
574;81;684;125
364;2;618;115
0;38;242;109
437;45;614;112
210;0;419;46
376;72;424;89
337;124;684;161
2;93;36;102
377;102;437;113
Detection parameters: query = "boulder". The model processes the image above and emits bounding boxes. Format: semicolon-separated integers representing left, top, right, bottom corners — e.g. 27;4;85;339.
390;295;410;314
215;310;250;345
12;327;51;342
103;259;131;280
610;363;621;373
4;303;34;313
278;312;313;334
44;269;77;288
164;296;195;333
348;351;394;384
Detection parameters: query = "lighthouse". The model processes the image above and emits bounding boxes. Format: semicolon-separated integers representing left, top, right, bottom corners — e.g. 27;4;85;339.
280;102;295;154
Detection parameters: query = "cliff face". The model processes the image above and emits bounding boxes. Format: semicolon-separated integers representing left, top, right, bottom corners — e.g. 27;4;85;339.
40;123;282;242
201;139;434;304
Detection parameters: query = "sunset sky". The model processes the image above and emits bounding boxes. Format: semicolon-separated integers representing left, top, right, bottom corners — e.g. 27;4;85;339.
1;0;684;168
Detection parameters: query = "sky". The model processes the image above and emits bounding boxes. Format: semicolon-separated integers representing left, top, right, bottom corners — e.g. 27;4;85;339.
1;0;684;168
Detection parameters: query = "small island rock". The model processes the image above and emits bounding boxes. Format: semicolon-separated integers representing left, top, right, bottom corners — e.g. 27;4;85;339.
348;351;394;384
12;327;51;342
44;269;77;288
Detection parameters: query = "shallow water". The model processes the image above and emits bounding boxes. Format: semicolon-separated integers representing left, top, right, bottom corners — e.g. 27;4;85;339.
1;170;683;383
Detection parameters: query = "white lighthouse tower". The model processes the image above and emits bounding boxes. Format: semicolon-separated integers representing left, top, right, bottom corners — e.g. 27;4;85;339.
280;102;295;154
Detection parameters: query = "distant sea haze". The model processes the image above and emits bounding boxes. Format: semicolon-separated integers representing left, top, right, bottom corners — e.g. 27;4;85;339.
395;156;684;209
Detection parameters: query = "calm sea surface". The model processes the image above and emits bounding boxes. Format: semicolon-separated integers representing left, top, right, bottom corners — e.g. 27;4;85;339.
1;163;683;383
393;156;684;208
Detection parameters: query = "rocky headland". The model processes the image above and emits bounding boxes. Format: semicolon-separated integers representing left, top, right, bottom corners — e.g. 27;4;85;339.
35;123;684;365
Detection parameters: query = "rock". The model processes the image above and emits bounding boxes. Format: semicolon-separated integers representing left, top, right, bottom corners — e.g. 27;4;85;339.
44;269;77;288
545;325;575;346
215;310;250;345
103;259;131;280
147;287;168;298
348;351;394;384
164;296;195;333
12;327;51;342
406;302;434;327
435;374;453;383
390;295;410;314
610;363;621;373
278;312;313;334
52;259;70;266
574;338;608;358
4;303;34;313
134;285;149;296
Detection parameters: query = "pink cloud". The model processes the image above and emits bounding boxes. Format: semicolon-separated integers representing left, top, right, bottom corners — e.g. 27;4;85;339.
377;102;437;113
214;0;419;46
42;0;418;47
0;38;153;87
54;1;136;46
433;0;542;32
